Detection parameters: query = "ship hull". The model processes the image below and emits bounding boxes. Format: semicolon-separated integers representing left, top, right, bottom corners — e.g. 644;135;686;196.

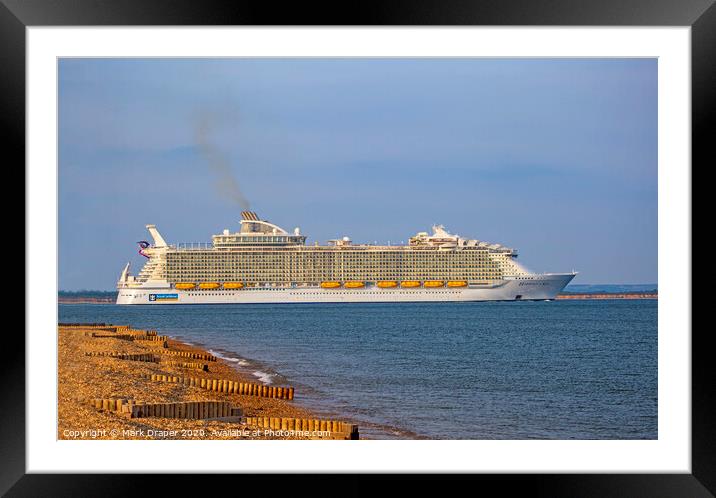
117;273;575;305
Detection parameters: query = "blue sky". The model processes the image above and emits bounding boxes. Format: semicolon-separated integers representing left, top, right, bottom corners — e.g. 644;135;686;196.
59;58;657;290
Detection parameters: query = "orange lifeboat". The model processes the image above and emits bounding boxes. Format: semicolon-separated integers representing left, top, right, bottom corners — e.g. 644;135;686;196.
174;283;196;290
447;281;467;288
198;282;220;289
377;281;398;288
223;282;244;289
424;281;444;288
344;281;365;289
321;281;341;289
400;281;421;288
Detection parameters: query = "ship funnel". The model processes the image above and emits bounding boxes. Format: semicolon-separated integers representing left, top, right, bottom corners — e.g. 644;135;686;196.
241;211;259;221
145;224;167;247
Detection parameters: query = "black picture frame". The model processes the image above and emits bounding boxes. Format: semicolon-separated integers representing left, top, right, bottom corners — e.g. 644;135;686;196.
7;0;710;494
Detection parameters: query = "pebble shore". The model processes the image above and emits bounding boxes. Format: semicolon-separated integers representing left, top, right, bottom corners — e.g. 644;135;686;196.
58;325;350;440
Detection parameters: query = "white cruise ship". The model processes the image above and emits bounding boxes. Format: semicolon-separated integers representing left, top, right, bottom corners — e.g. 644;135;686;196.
116;211;576;305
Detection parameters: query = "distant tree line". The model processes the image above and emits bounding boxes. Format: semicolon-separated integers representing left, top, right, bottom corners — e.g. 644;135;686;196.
58;290;118;298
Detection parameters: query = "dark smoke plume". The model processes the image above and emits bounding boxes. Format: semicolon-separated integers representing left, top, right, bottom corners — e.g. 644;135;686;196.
195;113;250;210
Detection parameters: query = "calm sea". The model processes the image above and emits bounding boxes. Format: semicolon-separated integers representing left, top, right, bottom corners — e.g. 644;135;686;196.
59;300;657;439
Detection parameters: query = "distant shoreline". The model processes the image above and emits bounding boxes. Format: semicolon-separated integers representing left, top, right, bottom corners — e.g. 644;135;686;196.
59;292;658;304
59;297;116;304
555;293;657;300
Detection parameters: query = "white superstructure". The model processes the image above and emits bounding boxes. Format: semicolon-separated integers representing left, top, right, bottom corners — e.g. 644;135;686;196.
117;212;576;305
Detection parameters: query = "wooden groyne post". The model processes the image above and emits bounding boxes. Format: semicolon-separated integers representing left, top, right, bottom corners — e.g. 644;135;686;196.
140;373;295;400
86;398;242;419
245;416;359;440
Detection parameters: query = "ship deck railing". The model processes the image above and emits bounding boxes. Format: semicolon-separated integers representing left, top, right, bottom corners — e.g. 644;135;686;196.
167;244;510;253
174;243;214;250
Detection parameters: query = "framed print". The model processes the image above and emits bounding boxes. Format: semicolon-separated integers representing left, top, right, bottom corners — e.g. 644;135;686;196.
7;0;712;494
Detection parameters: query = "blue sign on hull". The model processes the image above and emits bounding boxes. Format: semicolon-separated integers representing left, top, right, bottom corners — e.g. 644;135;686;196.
149;293;178;302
